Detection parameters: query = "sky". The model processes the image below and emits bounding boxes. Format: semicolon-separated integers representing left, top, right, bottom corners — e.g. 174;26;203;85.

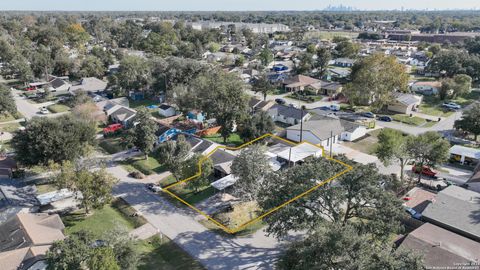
0;0;479;11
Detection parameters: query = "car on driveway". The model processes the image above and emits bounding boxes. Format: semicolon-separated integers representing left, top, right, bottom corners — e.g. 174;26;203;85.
39;107;49;114
412;165;437;178
442;102;461;110
378;115;392;122
275;98;286;105
146;183;162;192
420;178;449;191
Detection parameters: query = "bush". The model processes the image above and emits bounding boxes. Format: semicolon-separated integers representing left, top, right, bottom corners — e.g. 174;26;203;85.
128;171;145;179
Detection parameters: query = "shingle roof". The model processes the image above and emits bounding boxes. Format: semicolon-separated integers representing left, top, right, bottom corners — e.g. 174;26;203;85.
110;107;137;122
269;104;310;120
393;92;422;106
398;223;480;268
287;116;360;140
159;104;174;111
283;75;320;88
69;77;107;93
49;78;66;89
421;186;480;241
210;149;236;166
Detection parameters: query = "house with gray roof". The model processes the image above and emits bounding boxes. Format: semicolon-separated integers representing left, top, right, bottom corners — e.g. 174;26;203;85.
397;223;480;269
268;104;311;126
388;92;422;114
421;185;480;242
69;77;107;95
109;106;137;126
286;116;367;148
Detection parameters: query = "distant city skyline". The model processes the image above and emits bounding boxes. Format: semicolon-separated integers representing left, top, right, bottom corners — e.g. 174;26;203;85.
1;0;479;11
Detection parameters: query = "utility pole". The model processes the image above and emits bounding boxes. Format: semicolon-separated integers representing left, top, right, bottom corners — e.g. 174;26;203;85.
330;130;333;158
299;105;306;142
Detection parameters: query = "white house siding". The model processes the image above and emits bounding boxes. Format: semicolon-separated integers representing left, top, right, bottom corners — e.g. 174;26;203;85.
287;130;321;144
388;103;413;114
340;126;367;141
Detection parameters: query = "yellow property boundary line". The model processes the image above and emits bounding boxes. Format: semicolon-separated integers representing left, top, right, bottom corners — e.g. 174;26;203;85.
162;133;353;234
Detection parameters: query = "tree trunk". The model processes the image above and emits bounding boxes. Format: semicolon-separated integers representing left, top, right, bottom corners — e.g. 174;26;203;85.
399;158;405;182
263;92;267;101
475;134;478;142
417;162;423;183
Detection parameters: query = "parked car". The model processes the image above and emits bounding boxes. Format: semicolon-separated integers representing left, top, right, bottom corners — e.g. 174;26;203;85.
330;104;341;111
404;206;422;220
146;183;162;192
360;112;375;118
378;115;392;122
103;123;123;135
39;107;49;114
412;165;437;178
275;98;286;105
289;103;298;108
442;102;461;110
420;178;449;191
24;86;36;91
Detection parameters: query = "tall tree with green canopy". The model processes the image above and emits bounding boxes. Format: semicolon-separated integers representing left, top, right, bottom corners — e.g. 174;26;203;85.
315;47;331;76
11;115;96;166
128;108;157;159
238;111;275;142
191;70;249;142
109;55;152;96
375;129;412;182
183;154;214;193
406;131;450;182
155;135;191;181
231;144;272;201
79;55;105;78
277;223;423;270
0;83;16;115
259;46;273;67
251;73;274;101
455;104;480;141
258;156;404;240
344;54;409;112
51;161;117;214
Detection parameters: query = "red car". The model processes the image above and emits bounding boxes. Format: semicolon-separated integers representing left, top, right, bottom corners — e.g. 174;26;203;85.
412;165;437;177
103;123;123;134
24;86;37;91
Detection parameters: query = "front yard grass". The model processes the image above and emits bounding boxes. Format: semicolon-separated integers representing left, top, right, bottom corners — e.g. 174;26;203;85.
420;91;480;117
136;235;205;270
121;155;166;175
167;181;216;205
62;204;136;237
98;136;127;154
392;114;426;126
130;99;159;109
204;133;243;147
35;183;57;194
0;122;22;133
47;104;70;113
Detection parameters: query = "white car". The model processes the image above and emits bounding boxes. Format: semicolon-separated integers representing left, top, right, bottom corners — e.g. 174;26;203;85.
442;102;461;110
39;107;50;114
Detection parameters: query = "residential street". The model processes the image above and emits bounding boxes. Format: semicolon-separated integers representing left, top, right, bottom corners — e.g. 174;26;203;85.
109;163;297;270
12;89;66;120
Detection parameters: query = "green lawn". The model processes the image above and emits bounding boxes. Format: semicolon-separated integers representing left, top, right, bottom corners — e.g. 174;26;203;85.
122;156;166;175
0;113;16;122
62;204;136;237
204;133;243;147
169;185;216;205
392;114;426;126
0;122;22;133
136;235;205;270
98;137;127;154
420;91;480;117
47;104;70;113
286;93;323;103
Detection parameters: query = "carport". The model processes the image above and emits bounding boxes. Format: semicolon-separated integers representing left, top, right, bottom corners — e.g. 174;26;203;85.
449;145;480;165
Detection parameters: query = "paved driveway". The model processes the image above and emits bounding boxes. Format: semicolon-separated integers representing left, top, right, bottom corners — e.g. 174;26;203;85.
109;164;298;270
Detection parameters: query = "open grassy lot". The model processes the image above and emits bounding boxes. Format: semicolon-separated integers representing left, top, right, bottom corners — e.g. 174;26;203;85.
392;114;426;126
137;235;205;270
204;133;243;147
47;104;70;113
343;129;381;155
121;155;166;175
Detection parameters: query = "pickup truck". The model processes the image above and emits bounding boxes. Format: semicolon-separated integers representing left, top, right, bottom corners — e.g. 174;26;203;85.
412;165;437;178
103;123;123;135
